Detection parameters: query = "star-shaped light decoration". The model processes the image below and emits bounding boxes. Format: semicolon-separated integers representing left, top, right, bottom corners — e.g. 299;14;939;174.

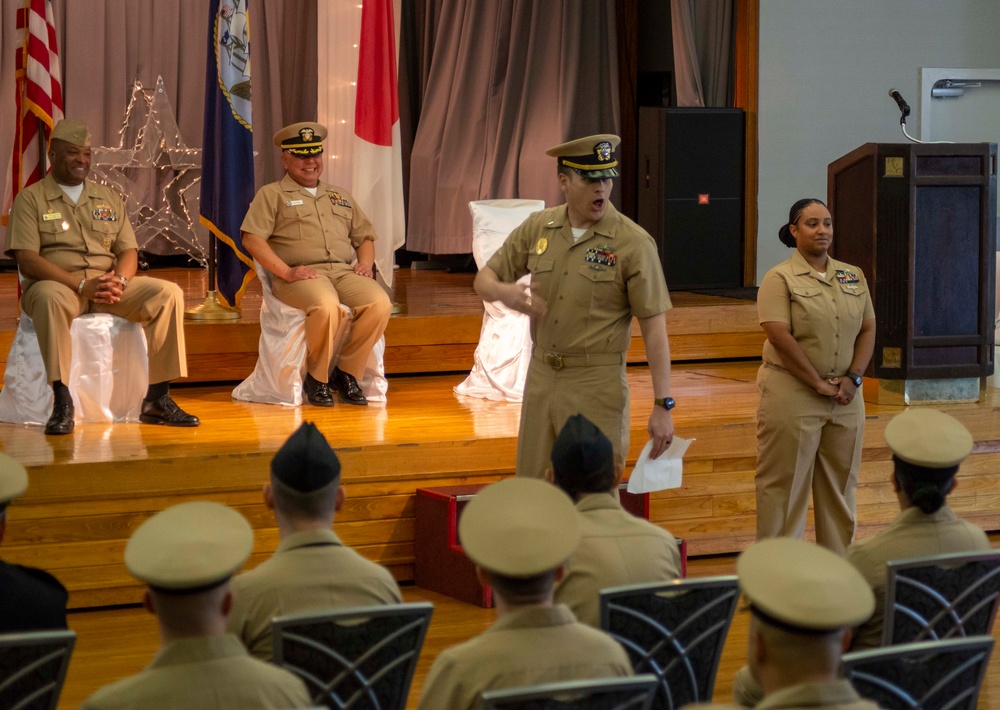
90;76;206;264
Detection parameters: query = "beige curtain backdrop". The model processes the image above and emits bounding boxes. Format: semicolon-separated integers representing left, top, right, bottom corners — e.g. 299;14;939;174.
0;0;316;255
404;0;620;255
671;0;734;108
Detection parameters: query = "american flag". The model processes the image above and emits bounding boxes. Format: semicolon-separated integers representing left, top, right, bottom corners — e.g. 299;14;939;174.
2;0;64;225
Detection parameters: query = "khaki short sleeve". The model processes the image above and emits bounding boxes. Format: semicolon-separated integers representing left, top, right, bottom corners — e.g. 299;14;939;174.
758;267;792;324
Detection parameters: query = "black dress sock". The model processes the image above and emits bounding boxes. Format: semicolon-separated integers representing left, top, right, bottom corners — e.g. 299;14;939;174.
145;381;169;402
52;380;73;405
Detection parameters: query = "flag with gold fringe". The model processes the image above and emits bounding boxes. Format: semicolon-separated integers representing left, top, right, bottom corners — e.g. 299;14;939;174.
200;0;255;309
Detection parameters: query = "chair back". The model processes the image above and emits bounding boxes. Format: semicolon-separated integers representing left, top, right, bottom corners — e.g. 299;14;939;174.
883;550;1000;646
272;602;433;710
599;576;739;710
480;674;659;710
0;630;76;710
843;636;994;710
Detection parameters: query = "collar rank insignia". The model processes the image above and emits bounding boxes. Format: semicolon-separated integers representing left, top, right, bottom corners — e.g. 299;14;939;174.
93;206;117;221
329;192;352;208
585;246;617;267
835;269;860;284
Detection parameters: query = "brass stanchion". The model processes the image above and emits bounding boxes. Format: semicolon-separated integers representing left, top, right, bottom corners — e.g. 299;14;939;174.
184;290;240;320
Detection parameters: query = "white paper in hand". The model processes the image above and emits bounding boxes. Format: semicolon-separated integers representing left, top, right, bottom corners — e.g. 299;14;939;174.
627;436;695;493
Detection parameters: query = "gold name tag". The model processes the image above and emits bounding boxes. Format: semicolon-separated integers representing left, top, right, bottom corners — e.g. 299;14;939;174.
42;211;62;221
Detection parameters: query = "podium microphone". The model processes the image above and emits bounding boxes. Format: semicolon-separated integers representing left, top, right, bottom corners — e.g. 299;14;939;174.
888;89;911;122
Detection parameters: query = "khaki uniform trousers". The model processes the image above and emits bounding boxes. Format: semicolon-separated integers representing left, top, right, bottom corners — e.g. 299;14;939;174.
20;272;187;385
755;365;864;554
515;352;628;478
271;262;391;382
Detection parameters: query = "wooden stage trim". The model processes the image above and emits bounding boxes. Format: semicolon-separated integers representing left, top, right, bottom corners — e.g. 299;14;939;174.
3;360;1000;610
0;268;765;381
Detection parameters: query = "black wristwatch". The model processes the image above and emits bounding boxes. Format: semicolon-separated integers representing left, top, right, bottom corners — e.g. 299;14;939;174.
847;372;863;387
654;397;676;411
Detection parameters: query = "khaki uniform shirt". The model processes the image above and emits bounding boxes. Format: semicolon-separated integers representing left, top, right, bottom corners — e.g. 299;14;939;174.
5;174;137;290
758;250;874;377
487;203;670;355
554;493;682;627
418;604;633;710
846;505;990;650
240;175;376;267
228;528;402;660
80;634;311;709
685;680;879;710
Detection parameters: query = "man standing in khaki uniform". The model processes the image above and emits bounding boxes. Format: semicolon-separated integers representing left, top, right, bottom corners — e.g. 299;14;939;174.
241;122;392;407
475;135;675;478
418;478;633;710
702;539;878;710
228;421;402;660
5;119;197;435
81;501;311;709
847;408;990;650
548;414;681;627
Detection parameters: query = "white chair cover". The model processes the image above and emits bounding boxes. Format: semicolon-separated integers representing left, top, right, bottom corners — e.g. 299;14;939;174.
232;264;387;406
0;311;148;425
454;199;544;402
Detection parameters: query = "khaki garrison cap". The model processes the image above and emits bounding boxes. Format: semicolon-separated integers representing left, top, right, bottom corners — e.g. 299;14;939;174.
546;134;621;178
738;538;874;633
884;409;973;469
125;501;253;592
50;119;91;147
273;122;327;156
458;478;580;578
0;453;28;506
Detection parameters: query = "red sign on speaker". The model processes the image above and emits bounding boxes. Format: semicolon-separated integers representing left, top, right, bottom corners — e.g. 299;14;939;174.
698;194;710;205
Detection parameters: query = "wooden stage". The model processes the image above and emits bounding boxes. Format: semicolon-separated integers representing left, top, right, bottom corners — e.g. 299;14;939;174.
2;267;1000;708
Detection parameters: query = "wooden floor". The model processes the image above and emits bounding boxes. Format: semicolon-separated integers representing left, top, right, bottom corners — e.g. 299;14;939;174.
57;552;1000;710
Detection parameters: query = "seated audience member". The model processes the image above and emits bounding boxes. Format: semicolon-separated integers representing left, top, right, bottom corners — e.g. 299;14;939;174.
696;538;877;710
548;414;681;627
82;502;311;710
5;118;198;435
846;408;990;650
418;478;633;710
241;122;392;407
0;453;68;632
227;422;402;659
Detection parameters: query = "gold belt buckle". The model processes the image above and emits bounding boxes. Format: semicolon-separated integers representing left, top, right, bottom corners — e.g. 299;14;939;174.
545;353;564;370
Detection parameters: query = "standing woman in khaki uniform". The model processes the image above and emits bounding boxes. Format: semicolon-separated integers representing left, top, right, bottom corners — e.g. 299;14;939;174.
755;198;875;554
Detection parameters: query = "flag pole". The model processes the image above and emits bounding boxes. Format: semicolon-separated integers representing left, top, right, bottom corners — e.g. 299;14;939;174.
184;230;238;320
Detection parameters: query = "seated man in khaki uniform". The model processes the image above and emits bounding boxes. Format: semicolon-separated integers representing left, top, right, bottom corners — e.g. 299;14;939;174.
0;452;68;632
693;538;877;710
549;414;681;627
847;408;990;650
5;119;198;435
241;122;392;407
81;502;311;710
227;421;402;659
418;478;633;710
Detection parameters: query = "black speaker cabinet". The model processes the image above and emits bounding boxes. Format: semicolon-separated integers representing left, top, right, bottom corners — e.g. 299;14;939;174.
637;107;745;290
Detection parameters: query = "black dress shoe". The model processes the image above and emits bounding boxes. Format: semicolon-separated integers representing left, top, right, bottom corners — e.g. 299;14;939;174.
330;367;368;405
44;401;75;435
304;373;335;407
139;395;200;427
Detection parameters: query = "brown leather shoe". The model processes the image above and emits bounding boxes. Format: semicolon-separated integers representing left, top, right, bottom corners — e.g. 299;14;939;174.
330;367;368;405
305;373;335;407
139;395;200;427
44;401;75;435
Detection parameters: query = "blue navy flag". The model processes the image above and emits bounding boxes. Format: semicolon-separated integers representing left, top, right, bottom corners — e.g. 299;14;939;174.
200;0;255;309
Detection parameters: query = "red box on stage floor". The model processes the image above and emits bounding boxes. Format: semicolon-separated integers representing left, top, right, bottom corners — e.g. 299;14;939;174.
414;483;684;607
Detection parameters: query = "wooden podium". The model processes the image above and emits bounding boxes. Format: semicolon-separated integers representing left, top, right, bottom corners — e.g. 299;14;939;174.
828;143;997;402
414;484;683;607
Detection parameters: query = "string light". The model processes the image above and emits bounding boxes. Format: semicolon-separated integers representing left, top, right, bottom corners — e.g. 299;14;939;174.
90;76;207;267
